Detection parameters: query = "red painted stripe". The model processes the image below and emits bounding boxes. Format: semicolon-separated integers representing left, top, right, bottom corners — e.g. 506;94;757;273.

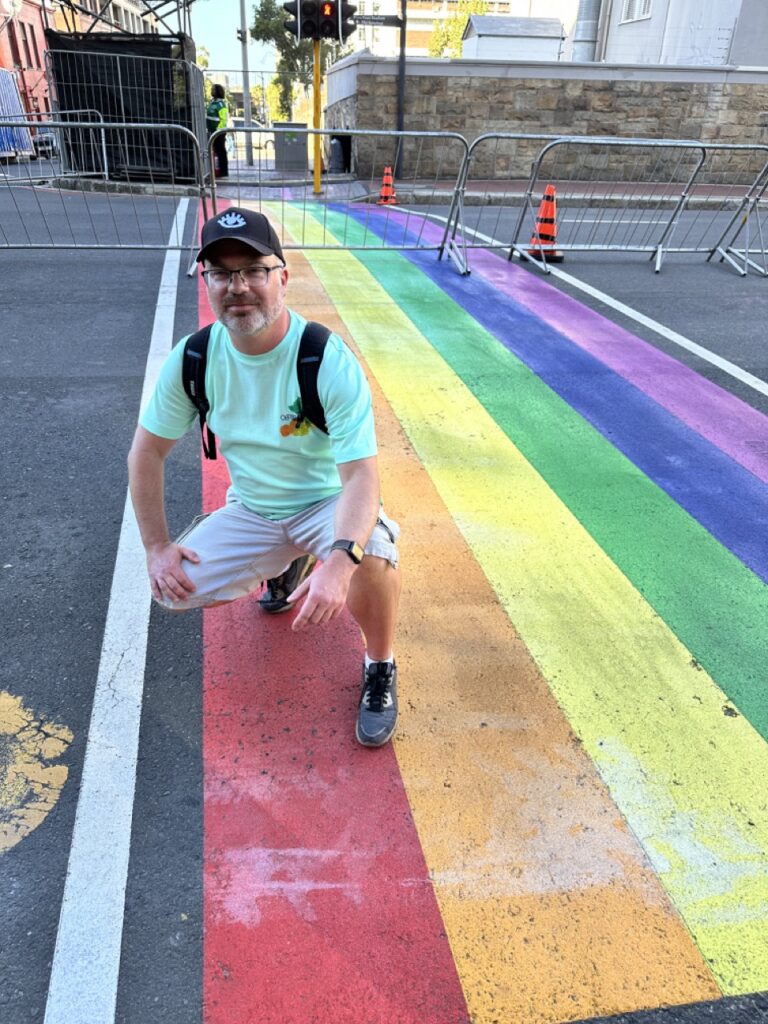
198;270;469;1023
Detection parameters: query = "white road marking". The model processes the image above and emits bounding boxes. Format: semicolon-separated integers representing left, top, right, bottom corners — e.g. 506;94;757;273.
44;198;190;1024
422;211;768;399
559;216;667;224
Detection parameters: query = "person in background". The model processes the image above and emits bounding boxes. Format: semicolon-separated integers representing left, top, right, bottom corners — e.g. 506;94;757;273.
206;83;229;179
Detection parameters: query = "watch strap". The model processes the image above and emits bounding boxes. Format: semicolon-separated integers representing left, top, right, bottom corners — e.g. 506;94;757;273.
331;539;364;564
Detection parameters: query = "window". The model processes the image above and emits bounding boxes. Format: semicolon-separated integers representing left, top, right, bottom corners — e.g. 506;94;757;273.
19;22;34;68
29;24;42;67
620;0;651;22
7;23;22;67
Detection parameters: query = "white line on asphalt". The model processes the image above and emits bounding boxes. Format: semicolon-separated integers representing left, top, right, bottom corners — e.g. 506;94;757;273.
44;198;190;1024
560;217;666;224
421;211;768;399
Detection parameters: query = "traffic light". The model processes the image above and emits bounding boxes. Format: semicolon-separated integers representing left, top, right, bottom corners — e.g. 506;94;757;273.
236;28;246;43
339;1;357;40
283;0;300;38
284;0;355;41
318;0;337;38
301;0;319;38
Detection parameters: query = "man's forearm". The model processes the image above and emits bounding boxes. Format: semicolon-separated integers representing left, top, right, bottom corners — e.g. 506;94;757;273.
128;448;171;552
334;461;380;548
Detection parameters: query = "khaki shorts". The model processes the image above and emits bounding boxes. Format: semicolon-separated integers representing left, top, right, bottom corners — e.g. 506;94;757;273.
159;489;400;610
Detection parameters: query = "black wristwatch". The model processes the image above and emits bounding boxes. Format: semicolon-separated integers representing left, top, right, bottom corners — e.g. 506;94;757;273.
331;539;365;564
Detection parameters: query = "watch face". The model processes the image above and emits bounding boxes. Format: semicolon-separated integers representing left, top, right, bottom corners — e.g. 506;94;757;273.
334;540;364;563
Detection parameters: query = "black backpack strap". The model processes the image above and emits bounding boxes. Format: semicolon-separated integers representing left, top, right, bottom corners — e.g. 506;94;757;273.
296;321;331;435
181;324;217;460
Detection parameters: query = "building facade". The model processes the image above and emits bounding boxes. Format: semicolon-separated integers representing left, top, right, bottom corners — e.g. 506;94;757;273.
0;0;158;115
595;0;768;66
0;1;50;113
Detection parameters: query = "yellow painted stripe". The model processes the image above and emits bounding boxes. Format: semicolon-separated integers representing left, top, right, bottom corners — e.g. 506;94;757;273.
269;217;722;1021
276;206;768;996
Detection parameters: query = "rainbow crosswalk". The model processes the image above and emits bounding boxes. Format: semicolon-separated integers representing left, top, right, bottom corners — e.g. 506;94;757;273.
200;201;768;1024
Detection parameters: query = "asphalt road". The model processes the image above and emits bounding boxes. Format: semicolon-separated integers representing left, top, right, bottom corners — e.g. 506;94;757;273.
2;196;767;1023
0;217;203;1021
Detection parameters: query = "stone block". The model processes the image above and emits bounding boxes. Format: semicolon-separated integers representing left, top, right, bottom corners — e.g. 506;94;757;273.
536;90;560;111
729;93;767;112
485;85;521;106
419;77;448;96
588;89;615;112
513;90;538;114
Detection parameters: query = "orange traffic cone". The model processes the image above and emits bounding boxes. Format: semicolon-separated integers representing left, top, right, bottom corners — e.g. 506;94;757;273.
528;184;564;263
377;166;397;206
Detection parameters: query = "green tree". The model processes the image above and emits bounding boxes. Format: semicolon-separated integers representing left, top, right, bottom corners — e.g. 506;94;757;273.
266;78;283;124
251;0;348;119
428;0;489;58
250;82;268;124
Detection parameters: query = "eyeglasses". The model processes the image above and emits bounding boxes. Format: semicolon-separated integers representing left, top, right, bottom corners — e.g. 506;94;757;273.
201;264;285;288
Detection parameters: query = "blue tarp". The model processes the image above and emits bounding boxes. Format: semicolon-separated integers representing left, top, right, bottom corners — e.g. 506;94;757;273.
0;69;33;158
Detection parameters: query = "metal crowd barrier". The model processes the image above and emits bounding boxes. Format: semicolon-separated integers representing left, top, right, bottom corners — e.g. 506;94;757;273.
4;116;768;278
444;133;768;276
45;48;207;166
11;108;109;182
206;125;471;274
0;119;206;252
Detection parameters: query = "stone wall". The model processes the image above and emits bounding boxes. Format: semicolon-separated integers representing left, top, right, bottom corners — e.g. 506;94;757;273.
325;55;768;181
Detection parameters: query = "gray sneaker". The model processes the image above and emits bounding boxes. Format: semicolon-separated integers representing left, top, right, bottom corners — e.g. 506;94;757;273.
258;554;317;613
356;661;398;747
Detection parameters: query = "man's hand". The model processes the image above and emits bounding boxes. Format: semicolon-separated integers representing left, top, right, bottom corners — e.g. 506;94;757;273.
146;542;200;603
287;555;355;631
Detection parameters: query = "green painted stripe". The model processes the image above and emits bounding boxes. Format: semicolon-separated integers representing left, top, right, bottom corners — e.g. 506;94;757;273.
278;205;768;993
311;206;768;742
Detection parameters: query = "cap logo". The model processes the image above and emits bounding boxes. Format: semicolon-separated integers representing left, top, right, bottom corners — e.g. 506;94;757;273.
218;211;247;229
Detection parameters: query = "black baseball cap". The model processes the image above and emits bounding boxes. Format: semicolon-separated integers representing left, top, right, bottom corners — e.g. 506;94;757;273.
196;207;285;264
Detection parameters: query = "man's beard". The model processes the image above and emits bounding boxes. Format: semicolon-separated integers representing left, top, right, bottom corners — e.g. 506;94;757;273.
219;296;284;336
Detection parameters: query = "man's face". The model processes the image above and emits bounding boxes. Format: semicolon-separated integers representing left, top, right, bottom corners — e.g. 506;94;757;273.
203;239;288;337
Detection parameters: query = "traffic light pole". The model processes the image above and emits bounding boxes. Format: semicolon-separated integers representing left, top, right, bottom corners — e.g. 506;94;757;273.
313;39;322;195
239;0;254;167
396;0;406;178
284;0;356;193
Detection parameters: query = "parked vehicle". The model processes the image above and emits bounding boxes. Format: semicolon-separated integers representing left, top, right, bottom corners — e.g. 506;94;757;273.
32;126;59;159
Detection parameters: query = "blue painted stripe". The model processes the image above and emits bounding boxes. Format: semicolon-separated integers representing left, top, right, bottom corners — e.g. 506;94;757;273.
335;206;768;583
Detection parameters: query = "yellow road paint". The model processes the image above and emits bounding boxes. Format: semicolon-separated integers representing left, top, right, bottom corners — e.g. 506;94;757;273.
0;691;72;853
277;230;721;1022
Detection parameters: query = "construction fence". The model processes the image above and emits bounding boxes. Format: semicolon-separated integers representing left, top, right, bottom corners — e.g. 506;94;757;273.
3;118;768;278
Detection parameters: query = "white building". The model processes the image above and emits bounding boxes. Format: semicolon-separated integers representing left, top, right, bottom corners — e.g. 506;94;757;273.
462;15;564;59
591;0;768;66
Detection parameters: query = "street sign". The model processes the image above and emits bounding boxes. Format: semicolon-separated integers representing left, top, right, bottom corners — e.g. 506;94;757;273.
355;14;402;25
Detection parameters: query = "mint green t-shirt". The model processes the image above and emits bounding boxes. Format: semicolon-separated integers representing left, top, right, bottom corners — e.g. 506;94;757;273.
140;311;377;519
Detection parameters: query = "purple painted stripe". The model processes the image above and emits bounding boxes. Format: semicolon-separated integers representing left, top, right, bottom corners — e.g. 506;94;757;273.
380;207;768;485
